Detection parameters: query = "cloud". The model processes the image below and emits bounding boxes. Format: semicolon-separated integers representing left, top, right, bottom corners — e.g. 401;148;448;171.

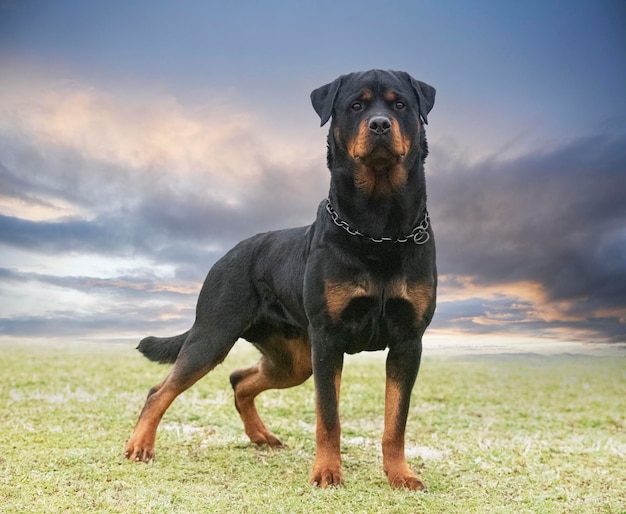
0;267;196;339
0;81;330;340
0;81;624;344
428;130;626;343
0;83;328;272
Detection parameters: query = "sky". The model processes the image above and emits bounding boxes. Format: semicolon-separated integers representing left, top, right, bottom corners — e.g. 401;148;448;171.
0;0;625;350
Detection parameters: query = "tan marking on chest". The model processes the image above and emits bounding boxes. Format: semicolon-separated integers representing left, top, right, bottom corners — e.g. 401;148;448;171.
324;279;374;322
325;277;434;323
386;277;434;319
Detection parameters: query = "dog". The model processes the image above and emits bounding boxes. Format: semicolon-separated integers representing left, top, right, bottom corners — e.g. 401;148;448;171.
125;69;437;490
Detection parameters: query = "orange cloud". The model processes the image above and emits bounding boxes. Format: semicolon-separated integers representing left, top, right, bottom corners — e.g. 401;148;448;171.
0;81;323;220
438;274;602;327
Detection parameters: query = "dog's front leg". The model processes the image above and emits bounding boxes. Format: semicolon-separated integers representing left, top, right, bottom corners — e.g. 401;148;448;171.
309;337;345;488
382;339;427;490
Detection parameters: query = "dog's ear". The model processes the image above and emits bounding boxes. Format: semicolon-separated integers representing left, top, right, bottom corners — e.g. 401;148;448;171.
310;75;344;127
401;73;436;125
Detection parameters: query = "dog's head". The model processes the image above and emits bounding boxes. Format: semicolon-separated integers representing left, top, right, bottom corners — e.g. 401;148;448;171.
311;70;435;196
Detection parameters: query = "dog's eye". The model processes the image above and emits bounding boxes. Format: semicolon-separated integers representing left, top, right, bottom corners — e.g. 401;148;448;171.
351;102;363;111
395;101;406;110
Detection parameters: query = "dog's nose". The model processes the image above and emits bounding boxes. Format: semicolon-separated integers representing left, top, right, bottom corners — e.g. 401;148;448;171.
369;116;391;135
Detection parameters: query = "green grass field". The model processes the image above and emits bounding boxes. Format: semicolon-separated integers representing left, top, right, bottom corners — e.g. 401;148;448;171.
1;340;624;513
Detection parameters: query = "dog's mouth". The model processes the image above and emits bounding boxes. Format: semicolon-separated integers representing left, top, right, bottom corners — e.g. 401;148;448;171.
355;142;404;168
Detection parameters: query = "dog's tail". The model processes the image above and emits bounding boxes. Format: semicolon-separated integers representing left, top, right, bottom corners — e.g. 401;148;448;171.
136;331;189;364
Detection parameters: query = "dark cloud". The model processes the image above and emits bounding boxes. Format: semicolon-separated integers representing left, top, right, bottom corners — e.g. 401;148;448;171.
0;161;328;280
428;130;626;343
0;104;329;279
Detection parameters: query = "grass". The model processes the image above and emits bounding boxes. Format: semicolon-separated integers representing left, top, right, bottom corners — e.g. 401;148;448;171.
1;340;625;513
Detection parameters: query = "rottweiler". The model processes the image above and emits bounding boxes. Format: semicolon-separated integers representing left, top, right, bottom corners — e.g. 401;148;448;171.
125;69;437;490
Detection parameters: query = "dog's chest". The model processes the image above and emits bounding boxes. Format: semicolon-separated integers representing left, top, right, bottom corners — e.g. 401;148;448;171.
324;275;433;353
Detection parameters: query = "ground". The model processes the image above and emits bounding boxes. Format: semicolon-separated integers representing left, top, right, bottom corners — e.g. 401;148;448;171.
1;340;625;513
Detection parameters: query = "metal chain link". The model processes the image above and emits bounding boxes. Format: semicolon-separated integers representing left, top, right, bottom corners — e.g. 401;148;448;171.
325;199;430;245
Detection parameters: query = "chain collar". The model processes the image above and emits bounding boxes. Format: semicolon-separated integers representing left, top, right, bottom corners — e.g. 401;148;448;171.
325;199;430;245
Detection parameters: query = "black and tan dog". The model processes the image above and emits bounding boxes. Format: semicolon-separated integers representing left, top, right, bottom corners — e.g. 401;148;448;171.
125;69;437;490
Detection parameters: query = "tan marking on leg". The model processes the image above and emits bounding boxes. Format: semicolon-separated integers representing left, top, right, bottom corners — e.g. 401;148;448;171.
125;358;215;462
231;337;312;447
231;364;281;447
125;379;184;462
311;366;344;488
382;378;426;491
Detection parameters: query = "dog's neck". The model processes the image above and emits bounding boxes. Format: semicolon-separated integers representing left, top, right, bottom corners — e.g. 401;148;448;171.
327;163;428;240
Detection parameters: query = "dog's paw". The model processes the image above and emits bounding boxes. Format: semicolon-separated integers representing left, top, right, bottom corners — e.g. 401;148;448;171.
124;439;154;463
263;433;285;449
387;471;427;491
310;465;345;488
247;428;284;449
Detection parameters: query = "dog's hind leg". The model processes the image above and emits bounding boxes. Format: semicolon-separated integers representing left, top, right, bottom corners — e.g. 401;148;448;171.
229;336;312;448
125;325;238;462
126;248;266;462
